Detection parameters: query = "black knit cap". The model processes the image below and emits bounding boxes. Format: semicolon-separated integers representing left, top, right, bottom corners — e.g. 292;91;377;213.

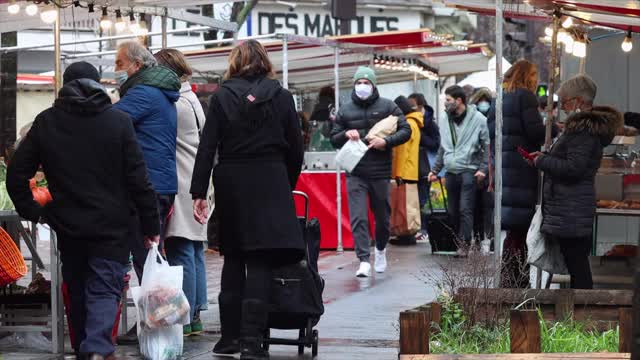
63;61;100;85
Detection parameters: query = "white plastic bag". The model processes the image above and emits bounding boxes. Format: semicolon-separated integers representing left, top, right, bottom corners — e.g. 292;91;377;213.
526;206;568;275
335;139;368;172
130;244;190;360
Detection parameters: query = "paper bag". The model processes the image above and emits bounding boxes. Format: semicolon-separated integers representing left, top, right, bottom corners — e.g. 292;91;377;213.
390;181;421;236
366;115;398;140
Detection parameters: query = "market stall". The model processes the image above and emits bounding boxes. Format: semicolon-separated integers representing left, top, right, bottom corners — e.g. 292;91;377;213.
184;28;490;250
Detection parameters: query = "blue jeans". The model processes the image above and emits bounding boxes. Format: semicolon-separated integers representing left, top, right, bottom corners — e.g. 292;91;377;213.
165;237;207;321
61;253;127;356
444;171;477;244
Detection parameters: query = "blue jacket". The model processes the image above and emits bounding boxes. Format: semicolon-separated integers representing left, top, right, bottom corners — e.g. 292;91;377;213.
115;83;180;195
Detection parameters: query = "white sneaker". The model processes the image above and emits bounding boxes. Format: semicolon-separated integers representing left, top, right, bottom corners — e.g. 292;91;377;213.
356;261;372;277
374;248;387;273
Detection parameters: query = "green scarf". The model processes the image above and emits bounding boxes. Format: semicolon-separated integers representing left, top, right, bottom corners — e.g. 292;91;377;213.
119;65;180;97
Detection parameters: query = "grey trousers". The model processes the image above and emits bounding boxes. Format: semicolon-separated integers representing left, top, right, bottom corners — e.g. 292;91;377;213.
444;171;477;244
346;175;391;262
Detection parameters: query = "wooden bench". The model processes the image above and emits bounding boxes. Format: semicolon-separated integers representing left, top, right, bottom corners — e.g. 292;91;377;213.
399;354;630;359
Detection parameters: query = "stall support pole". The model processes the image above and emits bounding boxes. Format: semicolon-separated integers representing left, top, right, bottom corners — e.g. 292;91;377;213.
161;10;168;49
494;0;504;287
334;47;343;253
50;229;64;354
283;35;289;90
545;17;561;150
54;9;62;96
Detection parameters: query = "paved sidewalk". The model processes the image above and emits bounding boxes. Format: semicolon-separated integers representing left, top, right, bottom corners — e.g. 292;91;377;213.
1;236;442;360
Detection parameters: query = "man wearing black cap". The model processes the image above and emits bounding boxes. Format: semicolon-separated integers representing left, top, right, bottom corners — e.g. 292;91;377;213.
7;61;160;360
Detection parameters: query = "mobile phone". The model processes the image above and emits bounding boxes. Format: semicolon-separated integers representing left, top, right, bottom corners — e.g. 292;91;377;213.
517;146;535;162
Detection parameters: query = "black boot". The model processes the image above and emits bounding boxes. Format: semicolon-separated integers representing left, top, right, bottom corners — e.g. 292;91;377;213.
213;292;242;355
240;299;269;360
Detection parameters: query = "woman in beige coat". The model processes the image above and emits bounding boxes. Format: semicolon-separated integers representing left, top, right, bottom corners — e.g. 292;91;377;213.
154;49;208;336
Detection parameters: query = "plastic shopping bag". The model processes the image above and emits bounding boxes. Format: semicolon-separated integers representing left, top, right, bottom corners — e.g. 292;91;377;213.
335;139;368;172
130;244;190;360
526;206;568;275
132;287;184;360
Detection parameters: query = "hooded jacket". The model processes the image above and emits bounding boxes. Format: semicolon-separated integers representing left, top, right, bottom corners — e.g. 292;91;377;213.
330;88;411;179
114;65;181;195
536;106;623;238
419;105;440;179
432;105;490;175
392;111;424;181
7;79;160;263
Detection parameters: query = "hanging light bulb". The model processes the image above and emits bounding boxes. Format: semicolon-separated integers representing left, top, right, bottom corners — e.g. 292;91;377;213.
114;9;127;33
572;37;587;58
137;13;149;36
40;5;58;24
128;11;139;33
564;39;574;54
544;26;553;37
8;1;20;15
100;7;112;31
557;30;568;44
563;34;574;49
562;16;573;29
25;3;38;16
88;3;95;13
622;30;633;53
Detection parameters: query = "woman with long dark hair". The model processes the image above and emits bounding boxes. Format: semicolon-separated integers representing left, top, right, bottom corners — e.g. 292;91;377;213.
190;40;305;359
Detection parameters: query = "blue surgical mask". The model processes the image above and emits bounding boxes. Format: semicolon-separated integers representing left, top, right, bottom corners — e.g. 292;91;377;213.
114;70;128;86
477;101;490;114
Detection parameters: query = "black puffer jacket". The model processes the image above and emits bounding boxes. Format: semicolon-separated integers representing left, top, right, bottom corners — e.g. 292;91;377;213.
489;88;546;230
536;106;623;238
419;105;440;179
330;88;411;179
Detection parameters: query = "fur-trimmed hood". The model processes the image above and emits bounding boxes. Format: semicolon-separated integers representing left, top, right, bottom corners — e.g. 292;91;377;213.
564;105;623;146
469;87;493;105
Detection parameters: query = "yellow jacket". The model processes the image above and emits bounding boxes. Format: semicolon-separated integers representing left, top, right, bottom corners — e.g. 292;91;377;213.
392;111;424;181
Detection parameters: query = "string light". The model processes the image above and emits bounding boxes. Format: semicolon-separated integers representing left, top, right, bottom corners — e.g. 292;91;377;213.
136;13;149;36
7;0;20;15
544;26;553;37
25;3;38;16
114;9;127;33
622;30;633;53
40;5;58;24
572;37;587;58
562;16;573;29
88;3;95;13
100;7;112;31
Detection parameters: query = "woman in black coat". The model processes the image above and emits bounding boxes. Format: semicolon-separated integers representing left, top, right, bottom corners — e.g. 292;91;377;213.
489;60;547;288
191;40;304;359
534;106;622;289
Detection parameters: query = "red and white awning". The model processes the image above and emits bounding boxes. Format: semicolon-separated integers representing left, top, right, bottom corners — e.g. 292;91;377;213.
443;0;640;32
184;29;490;90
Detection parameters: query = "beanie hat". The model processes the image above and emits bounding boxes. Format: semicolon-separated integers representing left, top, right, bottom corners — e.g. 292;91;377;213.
353;66;377;87
63;61;100;85
394;96;414;115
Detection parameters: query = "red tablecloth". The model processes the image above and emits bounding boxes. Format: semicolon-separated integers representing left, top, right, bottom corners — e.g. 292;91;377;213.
294;172;374;250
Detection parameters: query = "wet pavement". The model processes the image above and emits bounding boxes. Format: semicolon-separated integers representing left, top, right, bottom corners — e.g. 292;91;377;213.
1;231;443;359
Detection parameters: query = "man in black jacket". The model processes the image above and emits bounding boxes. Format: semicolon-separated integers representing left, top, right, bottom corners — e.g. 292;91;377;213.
331;66;411;277
7;62;160;360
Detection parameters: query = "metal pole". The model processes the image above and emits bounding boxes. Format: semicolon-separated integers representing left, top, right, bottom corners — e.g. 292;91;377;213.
494;0;504;287
283;34;289;90
54;8;62;96
335;46;343;253
545;16;561;150
161;10;168;49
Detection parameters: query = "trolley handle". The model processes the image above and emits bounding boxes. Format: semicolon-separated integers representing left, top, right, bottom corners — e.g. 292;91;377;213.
293;191;310;223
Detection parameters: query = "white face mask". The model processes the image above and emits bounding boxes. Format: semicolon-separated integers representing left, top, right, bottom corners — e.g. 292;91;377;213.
355;83;373;100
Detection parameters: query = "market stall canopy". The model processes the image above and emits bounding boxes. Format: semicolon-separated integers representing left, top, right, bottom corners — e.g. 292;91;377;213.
184;29;490;91
442;0;640;32
458;56;512;92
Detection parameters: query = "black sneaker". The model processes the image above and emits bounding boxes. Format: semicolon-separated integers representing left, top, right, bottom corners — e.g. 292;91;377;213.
240;338;269;360
213;338;241;355
116;324;138;345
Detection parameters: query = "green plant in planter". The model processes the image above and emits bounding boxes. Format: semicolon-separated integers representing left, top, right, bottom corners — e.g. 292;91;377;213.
430;299;619;354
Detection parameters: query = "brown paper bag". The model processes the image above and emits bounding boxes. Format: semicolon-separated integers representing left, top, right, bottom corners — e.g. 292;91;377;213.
366;115;398;140
390;181;421;236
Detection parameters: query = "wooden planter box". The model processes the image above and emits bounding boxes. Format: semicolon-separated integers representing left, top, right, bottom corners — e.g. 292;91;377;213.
398;288;635;357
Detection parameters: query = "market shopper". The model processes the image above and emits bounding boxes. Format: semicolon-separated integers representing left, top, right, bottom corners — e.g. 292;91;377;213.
408;93;440;242
112;40;180;344
532;75;621;289
391;95;424;244
429;85;490;256
309;85;336;151
488;60;547;288
190;40;305;359
6;62;160;360
330;67;411;277
153;49;208;337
